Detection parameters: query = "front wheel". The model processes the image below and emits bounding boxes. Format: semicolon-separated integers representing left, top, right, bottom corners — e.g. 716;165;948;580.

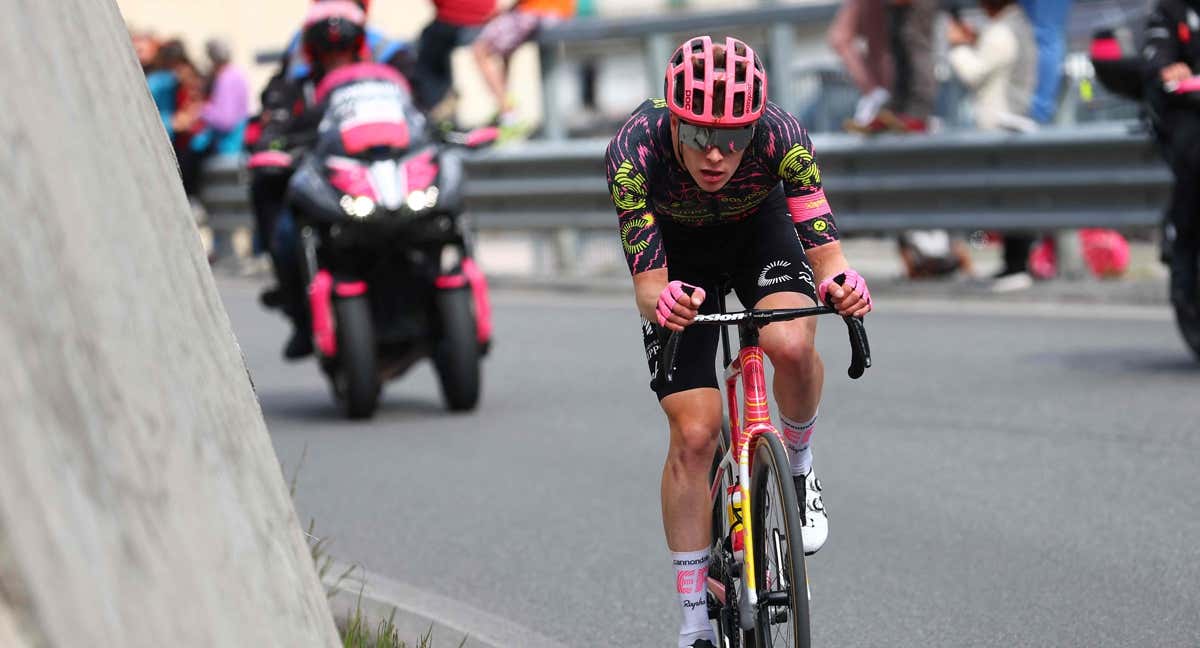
333;296;380;419
433;288;481;411
748;432;811;648
1172;249;1200;361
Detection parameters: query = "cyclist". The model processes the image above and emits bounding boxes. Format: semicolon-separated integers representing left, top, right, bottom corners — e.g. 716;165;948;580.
1145;0;1200;312
605;36;872;648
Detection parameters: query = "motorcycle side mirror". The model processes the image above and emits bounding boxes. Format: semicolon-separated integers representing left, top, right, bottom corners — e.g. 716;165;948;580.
463;126;500;148
441;126;500;149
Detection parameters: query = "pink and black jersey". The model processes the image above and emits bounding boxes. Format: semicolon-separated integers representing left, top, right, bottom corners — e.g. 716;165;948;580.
605;99;839;275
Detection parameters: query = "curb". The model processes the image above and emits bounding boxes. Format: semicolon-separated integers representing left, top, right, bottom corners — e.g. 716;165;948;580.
323;560;566;648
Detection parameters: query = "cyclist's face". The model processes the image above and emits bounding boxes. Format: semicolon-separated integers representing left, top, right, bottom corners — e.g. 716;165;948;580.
671;117;748;193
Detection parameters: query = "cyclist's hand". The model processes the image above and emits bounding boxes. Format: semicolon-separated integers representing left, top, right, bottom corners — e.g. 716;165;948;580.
818;269;872;318
656;280;706;331
1161;63;1193;85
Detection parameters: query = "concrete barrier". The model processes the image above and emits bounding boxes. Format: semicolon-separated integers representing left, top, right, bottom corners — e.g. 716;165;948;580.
0;1;339;646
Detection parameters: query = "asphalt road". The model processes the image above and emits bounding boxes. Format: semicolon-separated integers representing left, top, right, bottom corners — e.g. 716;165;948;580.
220;277;1200;648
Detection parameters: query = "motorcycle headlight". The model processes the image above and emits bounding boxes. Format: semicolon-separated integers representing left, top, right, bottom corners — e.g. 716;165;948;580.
340;195;377;218
405;186;440;213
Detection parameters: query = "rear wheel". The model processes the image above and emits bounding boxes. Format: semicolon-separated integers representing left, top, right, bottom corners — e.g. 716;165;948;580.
333;296;380;419
433;288;481;411
748;432;810;648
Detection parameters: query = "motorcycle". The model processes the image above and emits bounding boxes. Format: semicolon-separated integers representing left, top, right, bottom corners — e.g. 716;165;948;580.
250;62;497;418
1090;29;1200;360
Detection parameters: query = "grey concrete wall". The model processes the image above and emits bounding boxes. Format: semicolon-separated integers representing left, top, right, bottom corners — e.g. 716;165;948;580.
0;1;340;646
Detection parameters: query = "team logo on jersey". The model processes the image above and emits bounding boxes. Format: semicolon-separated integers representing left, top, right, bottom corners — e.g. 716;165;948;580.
758;260;794;287
813;219;828;232
651;98;668;109
611;160;648;211
779;144;820;186
622;213;656;254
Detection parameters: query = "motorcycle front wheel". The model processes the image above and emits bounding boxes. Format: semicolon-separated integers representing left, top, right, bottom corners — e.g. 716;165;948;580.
333;295;381;419
433;288;481;412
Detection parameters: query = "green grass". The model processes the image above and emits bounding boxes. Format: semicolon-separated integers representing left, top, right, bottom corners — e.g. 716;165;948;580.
339;605;433;648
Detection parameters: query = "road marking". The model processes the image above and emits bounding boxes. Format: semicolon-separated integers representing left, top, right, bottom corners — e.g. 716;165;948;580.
324;560;566;648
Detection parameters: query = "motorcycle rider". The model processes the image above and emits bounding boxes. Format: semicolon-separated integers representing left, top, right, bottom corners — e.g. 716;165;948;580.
252;0;371;359
1145;0;1200;311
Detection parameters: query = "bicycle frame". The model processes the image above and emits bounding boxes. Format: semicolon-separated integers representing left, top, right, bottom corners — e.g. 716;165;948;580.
707;290;787;614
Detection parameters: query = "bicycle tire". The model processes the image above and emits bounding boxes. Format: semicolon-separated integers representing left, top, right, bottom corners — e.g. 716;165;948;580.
748;432;811;648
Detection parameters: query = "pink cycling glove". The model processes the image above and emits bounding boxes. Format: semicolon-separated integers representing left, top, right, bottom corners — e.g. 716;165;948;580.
817;269;871;309
656;281;707;327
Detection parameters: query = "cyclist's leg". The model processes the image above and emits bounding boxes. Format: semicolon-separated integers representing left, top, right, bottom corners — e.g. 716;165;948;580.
733;188;823;442
660;389;722;648
643;266;723;647
659;388;723;550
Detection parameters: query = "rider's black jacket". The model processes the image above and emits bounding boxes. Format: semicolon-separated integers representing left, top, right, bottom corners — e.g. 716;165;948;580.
1144;0;1200;74
253;72;324;155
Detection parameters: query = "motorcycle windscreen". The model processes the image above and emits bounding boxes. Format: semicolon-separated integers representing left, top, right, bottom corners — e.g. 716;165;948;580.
326;80;412;155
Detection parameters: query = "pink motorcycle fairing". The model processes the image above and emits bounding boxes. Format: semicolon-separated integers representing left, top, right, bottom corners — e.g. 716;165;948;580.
463;258;492;345
434;257;492;346
327;157;378;200
404;149;438;191
309;270;337;357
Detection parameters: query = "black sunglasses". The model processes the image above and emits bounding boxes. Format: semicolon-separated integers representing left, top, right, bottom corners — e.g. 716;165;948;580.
677;121;756;153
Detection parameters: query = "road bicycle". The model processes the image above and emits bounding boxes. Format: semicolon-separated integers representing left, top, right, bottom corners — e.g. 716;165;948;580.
655;279;871;648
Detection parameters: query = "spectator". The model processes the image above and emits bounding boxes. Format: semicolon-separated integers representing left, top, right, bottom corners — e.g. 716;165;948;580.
828;0;894;131
947;0;1037;290
1018;0;1073;124
177;38;250;201
946;0;1036;131
880;0;937;132
471;0;575;130
414;0;497;116
158;39;205;146
145;39;183;138
130;28;158;74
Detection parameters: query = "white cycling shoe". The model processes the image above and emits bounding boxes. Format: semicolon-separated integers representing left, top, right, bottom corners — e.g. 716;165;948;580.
793;469;828;555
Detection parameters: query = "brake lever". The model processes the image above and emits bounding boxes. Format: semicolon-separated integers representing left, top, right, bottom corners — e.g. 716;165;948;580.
824;273;873;379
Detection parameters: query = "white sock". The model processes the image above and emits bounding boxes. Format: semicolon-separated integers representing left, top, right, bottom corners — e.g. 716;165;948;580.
780;412;817;476
672;549;715;648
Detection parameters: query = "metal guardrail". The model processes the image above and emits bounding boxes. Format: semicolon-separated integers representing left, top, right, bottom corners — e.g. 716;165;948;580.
462;122;1170;230
200;122;1170;266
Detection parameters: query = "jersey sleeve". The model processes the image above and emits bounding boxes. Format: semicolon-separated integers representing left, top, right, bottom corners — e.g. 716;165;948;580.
758;103;840;249
606;101;668;275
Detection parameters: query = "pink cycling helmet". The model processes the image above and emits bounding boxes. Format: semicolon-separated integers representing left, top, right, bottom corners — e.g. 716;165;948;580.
665;36;767;127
